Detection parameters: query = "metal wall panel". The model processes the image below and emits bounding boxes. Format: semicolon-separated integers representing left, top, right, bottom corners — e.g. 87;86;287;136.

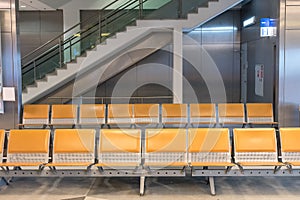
286;0;300;5
0;1;21;129
88;49;173;103
0;9;12;33
19;11;63;57
286;6;300;29
246;39;275;103
282;30;300;126
183;11;241;103
241;0;278;107
0;0;11;9
278;1;300;126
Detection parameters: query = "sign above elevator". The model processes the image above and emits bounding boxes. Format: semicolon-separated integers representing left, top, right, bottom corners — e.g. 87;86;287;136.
260;18;277;37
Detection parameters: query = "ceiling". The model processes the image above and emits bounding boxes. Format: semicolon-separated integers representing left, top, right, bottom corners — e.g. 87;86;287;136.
19;0;72;10
19;0;249;11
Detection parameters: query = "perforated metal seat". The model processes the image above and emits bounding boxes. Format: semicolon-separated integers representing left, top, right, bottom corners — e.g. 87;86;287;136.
79;104;105;125
188;128;234;167
0;130;50;168
233;128;283;170
107;104;134;125
20;104;50;128
190;104;217;126
145;129;187;167
246;103;278;126
96;129;141;167
133;104;159;125
218;103;246;126
280;128;300;167
46;129;95;168
161;104;188;126
50;104;78;127
0;130;5;163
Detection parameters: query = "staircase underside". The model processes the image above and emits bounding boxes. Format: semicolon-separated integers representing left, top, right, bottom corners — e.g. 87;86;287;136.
22;0;245;104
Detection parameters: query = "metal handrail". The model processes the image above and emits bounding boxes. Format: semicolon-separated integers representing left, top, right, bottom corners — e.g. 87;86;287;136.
47;96;173;104
21;0;121;62
21;0;148;69
21;0;211;90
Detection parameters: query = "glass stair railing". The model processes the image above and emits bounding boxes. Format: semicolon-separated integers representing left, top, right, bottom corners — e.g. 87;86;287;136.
21;0;212;90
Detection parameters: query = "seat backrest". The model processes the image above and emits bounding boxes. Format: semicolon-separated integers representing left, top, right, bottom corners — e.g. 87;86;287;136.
279;128;300;162
218;103;245;123
51;104;78;124
53;129;95;163
79;104;105;124
188;128;231;163
133;104;159;124
233;128;278;163
22;104;50;125
0;130;5;162
246;103;274;123
145;128;186;165
161;104;187;124
107;104;133;124
190;104;216;124
7;130;50;163
99;129;141;164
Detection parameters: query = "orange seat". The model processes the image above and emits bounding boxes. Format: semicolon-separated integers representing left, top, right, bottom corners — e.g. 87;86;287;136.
0;129;50;168
188;128;234;167
20;104;50;128
46;129;95;168
145;129;187;167
0;130;5;162
133;104;159;125
96;129;141;167
79;104;105;125
107;104;133;125
161;104;188;126
233;128;283;167
51;104;78;126
246;103;278;125
218;103;246;125
280;128;300;167
190;104;217;125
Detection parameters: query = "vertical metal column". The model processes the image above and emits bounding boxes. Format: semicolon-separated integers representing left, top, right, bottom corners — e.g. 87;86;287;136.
0;20;3;114
173;27;183;103
0;0;21;128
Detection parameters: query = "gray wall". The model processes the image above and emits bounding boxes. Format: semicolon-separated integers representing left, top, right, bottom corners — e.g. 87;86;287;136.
19;10;63;57
184;10;241;103
83;10;241;104
279;0;300;126
83;48;174;104
241;0;279;105
0;0;21;129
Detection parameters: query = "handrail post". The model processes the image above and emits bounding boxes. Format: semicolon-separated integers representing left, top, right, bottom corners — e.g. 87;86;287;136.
178;0;183;18
69;40;72;62
33;60;36;81
58;37;63;68
98;11;102;43
139;0;143;19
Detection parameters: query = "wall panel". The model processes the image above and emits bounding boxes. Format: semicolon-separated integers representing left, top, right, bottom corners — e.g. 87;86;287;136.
19;10;63;57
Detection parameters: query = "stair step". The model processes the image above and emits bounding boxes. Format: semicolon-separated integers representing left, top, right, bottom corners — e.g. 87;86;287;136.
22;0;244;104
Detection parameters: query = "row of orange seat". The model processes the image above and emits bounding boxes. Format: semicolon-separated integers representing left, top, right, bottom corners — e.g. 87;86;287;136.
20;103;277;128
0;127;299;195
1;127;298;170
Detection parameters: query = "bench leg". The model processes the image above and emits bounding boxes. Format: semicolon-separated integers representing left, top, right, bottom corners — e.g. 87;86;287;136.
1;177;9;185
209;176;216;196
140;176;145;196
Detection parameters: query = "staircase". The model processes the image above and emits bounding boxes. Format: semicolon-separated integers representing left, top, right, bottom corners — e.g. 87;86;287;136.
21;0;244;104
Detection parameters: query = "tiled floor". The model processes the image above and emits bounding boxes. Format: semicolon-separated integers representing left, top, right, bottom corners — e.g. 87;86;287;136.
1;176;300;200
